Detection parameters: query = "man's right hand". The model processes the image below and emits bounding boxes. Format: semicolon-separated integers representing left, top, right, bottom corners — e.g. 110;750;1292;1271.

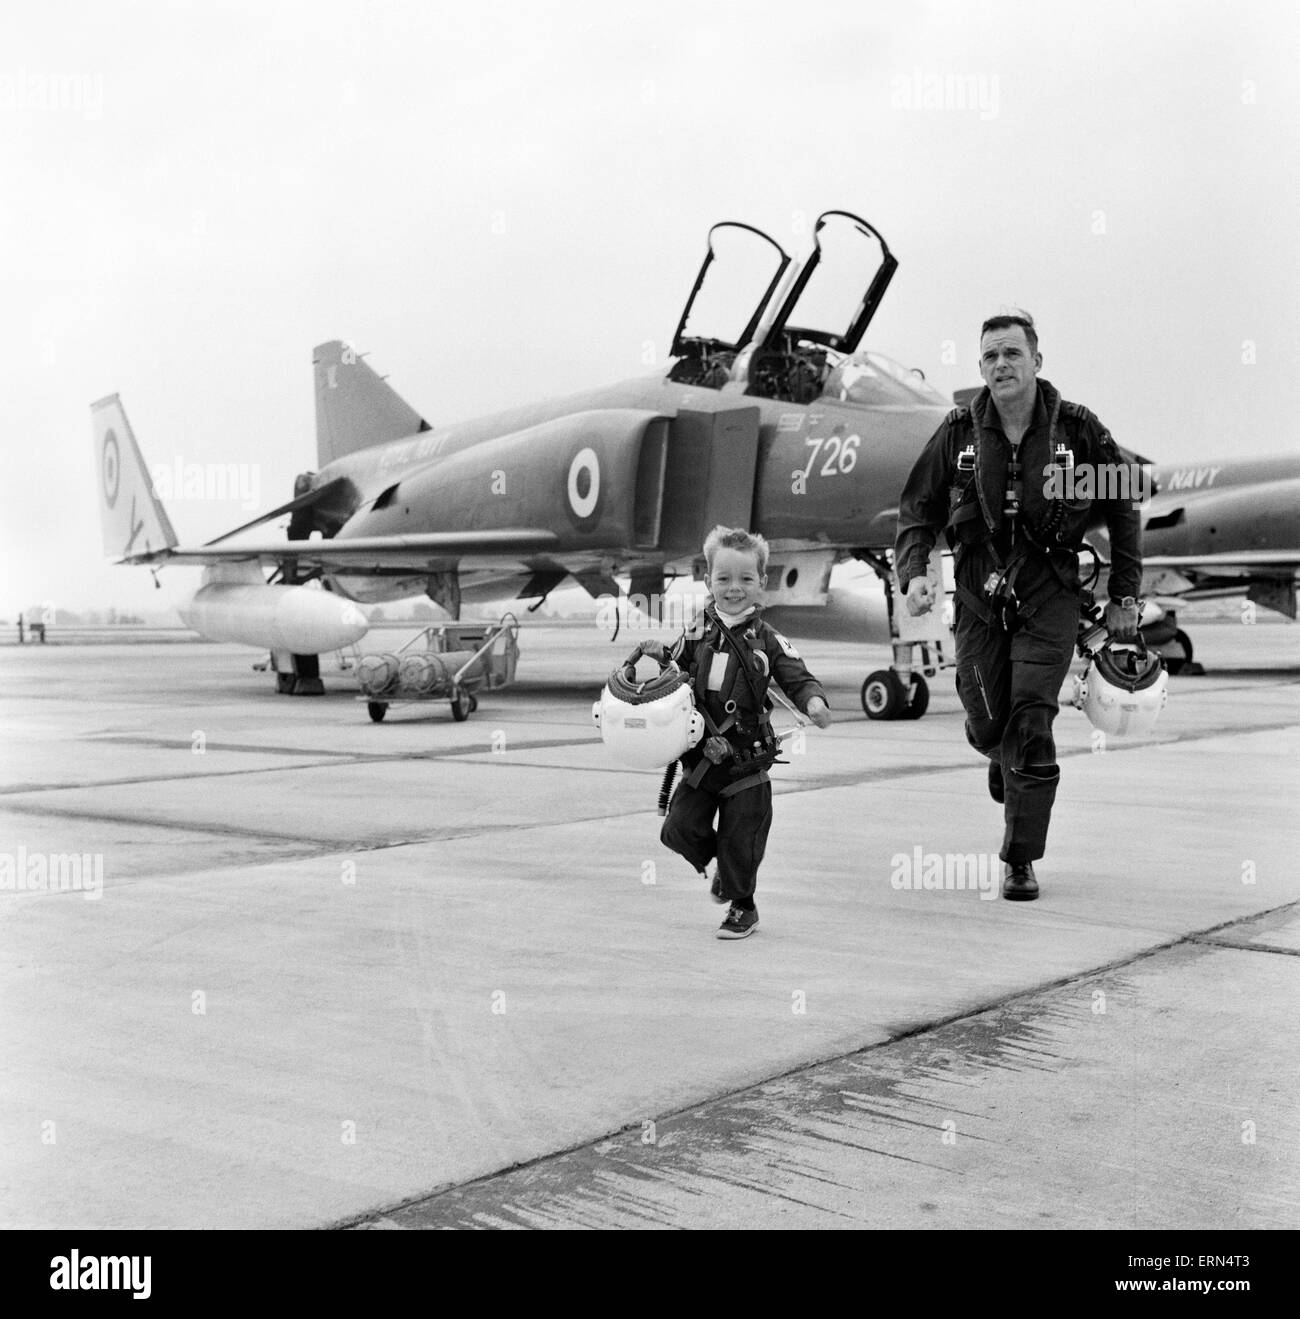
905;578;935;616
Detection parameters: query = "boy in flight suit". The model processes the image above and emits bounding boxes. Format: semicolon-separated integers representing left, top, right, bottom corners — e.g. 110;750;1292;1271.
654;526;831;939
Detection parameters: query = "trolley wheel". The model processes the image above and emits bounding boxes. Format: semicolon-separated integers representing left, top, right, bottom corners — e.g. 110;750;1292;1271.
451;690;473;722
367;702;388;723
861;669;906;720
900;673;930;719
1162;628;1194;676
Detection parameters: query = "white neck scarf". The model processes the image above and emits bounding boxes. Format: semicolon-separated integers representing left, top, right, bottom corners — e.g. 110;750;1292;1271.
714;604;756;628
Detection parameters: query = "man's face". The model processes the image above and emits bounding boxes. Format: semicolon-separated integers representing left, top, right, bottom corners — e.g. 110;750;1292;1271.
979;325;1041;411
709;546;765;614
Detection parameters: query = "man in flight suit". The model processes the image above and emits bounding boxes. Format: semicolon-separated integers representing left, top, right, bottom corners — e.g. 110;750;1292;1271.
894;312;1142;900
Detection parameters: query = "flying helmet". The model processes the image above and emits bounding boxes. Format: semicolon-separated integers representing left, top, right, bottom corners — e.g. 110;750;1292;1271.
593;659;704;769
1072;641;1168;737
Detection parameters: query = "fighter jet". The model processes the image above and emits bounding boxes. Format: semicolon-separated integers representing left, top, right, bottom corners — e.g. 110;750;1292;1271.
95;209;956;703
1117;454;1300;671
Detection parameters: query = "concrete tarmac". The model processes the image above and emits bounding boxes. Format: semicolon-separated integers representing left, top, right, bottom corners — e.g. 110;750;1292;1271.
1;613;1297;1229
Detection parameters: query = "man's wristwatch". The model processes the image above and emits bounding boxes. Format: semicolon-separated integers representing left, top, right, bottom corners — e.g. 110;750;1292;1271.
1115;596;1137;609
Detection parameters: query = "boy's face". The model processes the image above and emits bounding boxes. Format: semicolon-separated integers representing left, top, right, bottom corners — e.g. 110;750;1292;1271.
709;546;765;613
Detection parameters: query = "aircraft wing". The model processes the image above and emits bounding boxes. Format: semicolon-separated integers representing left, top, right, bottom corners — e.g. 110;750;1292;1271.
1137;552;1300;620
1141;550;1300;571
114;528;562;570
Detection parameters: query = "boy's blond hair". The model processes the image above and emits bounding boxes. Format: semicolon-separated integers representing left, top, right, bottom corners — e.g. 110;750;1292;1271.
703;525;769;577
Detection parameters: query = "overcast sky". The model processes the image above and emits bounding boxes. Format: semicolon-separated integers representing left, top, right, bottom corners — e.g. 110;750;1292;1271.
3;0;1296;617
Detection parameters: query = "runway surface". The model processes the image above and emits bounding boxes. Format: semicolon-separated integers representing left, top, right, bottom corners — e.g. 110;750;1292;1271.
2;614;1297;1229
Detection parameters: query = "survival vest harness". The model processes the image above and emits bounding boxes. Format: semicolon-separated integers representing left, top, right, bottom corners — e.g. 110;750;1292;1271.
943;401;1096;632
677;610;783;798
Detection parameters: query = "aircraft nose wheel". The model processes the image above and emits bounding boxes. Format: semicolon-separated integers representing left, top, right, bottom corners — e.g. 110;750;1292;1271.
901;673;929;719
862;670;903;719
1161;628;1194;676
861;670;929;720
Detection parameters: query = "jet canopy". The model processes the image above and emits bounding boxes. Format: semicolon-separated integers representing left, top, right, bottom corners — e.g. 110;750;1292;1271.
823;351;949;408
668;222;791;388
668;210;902;404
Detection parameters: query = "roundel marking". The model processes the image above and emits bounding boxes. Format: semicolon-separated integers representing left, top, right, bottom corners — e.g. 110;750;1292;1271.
102;429;121;509
567;447;600;521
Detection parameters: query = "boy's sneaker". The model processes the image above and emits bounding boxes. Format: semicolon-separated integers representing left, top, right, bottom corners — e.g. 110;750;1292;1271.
708;871;727;904
717;904;758;939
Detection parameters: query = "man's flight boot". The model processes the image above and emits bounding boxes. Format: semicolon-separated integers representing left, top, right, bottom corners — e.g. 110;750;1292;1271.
1001;861;1039;902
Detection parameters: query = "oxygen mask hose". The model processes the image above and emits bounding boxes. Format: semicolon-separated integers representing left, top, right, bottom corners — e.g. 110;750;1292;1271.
657;762;677;816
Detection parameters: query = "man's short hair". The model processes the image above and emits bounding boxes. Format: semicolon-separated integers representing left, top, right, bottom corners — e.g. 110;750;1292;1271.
980;310;1038;355
703;525;769;576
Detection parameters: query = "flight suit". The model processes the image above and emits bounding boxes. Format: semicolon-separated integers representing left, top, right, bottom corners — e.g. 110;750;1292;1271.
660;604;827;905
895;379;1142;864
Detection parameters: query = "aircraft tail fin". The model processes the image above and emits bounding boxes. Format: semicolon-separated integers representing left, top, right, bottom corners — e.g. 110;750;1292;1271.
91;394;179;562
313;340;430;467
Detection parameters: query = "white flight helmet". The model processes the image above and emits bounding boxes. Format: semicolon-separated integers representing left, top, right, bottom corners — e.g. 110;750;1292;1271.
593;660;704;768
1072;643;1168;737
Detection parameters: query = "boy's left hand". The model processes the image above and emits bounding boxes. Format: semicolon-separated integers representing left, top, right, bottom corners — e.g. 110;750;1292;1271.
806;696;832;729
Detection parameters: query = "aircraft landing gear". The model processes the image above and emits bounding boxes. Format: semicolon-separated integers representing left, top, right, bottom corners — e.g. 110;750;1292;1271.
854;549;953;721
269;650;325;694
861;670;930;720
901;672;929;719
862;670;903;719
367;701;388;723
1141;607;1202;676
1161;628;1195;676
290;653;325;695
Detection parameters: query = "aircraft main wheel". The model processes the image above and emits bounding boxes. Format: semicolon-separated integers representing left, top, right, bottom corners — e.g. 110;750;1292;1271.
451;691;472;722
276;672;295;694
367;702;388;723
900;674;930;719
468;693;479;713
1162;629;1194;676
861;670;906;720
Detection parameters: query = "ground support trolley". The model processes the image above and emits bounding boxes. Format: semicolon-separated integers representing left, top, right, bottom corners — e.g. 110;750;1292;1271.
354;615;520;723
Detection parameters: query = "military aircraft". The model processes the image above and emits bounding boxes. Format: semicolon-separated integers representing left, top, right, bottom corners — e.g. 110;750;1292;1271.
95;209;963;710
1104;454;1300;672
